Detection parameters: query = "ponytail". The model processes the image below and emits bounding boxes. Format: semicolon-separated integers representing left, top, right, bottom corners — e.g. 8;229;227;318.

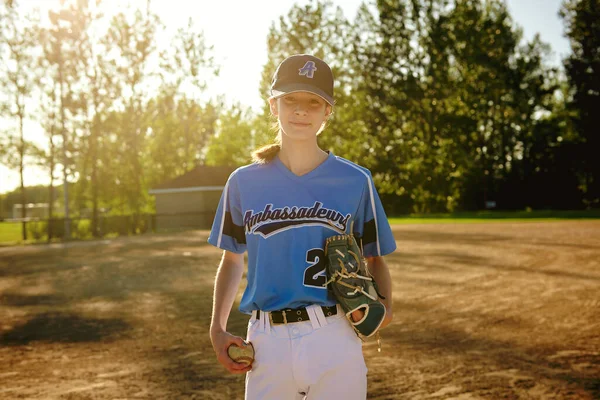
252;143;281;164
251;122;281;164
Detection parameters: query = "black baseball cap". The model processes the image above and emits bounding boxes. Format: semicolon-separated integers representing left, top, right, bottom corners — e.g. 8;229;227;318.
269;54;334;106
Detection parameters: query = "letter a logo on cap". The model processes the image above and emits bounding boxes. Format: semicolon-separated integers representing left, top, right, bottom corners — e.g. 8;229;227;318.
298;61;317;78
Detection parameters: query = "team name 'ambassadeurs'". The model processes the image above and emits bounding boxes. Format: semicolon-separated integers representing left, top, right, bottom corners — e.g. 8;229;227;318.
244;201;351;237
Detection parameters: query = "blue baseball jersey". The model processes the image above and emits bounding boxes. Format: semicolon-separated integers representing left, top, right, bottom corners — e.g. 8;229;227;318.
208;152;396;314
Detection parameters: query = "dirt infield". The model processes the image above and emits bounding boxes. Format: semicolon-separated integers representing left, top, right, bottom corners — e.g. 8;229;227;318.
0;221;598;399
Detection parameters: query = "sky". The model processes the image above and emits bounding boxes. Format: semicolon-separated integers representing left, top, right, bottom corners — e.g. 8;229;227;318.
0;0;571;195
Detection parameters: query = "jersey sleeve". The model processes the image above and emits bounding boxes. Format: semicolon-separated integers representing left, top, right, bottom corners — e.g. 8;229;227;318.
208;170;247;254
354;171;396;257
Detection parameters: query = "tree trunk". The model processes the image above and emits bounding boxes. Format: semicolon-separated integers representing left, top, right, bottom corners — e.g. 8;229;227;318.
58;42;71;240
19;108;27;241
91;113;99;237
47;127;55;243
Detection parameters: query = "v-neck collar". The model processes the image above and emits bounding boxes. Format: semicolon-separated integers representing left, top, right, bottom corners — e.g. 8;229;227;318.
273;151;334;181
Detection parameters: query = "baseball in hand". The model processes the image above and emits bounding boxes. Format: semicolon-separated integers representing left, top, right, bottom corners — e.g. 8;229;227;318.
227;341;255;366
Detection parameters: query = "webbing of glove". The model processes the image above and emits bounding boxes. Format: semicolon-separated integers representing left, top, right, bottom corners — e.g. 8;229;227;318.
324;234;386;338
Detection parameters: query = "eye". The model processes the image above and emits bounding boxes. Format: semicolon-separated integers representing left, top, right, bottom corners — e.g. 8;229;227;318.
309;99;322;107
284;96;296;103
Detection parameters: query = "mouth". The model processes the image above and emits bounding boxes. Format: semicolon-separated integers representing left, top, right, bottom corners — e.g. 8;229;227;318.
289;121;311;127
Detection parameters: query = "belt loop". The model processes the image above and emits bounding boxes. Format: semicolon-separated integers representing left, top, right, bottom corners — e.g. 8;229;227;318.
315;305;328;327
306;305;321;329
261;311;267;332
251;310;257;323
264;310;272;332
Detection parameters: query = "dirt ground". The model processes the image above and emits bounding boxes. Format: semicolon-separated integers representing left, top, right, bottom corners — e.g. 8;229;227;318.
0;221;598;399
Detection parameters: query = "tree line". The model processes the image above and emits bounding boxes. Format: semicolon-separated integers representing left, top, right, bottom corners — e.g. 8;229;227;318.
0;0;598;241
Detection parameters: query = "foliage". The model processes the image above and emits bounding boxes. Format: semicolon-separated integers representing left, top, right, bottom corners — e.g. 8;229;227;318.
560;0;600;207
260;0;357;156
352;0;561;212
144;93;218;186
0;0;598;229
27;219;46;240
204;104;254;167
0;0;45;239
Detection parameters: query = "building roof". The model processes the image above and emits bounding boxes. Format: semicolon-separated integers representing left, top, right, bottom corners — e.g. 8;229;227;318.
149;165;236;194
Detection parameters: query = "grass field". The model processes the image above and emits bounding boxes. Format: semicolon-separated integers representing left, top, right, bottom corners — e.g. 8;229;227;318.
0;221;598;399
0;221;22;243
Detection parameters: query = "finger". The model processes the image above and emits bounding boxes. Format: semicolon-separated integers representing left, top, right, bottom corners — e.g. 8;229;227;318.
225;360;252;374
219;353;248;372
229;367;251;374
240;365;253;373
229;362;253;374
230;335;247;347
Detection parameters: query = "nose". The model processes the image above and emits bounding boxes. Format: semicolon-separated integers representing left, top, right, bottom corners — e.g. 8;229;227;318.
294;102;308;115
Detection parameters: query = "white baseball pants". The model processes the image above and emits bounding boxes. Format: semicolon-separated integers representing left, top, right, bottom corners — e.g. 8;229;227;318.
245;304;367;400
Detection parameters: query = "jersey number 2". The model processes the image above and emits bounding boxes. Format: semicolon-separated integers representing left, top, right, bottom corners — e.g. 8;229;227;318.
303;248;327;289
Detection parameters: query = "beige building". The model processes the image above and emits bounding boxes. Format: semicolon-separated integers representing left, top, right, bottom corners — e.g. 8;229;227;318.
149;166;235;231
12;203;50;220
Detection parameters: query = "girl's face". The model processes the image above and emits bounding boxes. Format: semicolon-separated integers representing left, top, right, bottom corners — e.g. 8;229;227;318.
270;92;332;142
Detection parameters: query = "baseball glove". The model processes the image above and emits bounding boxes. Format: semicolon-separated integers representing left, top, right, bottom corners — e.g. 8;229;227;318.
323;234;386;338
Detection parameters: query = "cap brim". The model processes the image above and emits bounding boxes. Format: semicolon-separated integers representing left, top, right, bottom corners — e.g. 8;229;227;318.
270;83;334;106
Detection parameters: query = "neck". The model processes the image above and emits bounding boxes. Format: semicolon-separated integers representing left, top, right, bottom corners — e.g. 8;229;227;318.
278;135;328;176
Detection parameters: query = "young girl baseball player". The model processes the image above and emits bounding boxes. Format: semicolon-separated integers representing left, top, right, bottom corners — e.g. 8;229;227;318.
208;54;396;399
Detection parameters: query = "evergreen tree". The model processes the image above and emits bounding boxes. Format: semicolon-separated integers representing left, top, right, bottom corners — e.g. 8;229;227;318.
560;0;600;207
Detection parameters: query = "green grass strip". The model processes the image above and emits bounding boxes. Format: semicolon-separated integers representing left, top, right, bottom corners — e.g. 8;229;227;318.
0;222;23;243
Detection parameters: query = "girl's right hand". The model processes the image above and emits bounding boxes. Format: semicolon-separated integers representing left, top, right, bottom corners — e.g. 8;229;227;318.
210;329;253;374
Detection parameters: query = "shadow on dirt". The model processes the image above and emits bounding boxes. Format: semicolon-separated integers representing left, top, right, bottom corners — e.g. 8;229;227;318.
381;299;600;398
150;344;245;396
0;312;130;345
0;292;69;307
454;251;600;281
0;257;83;278
389;325;600;397
391;247;599;282
0;236;213;279
1;252;220;307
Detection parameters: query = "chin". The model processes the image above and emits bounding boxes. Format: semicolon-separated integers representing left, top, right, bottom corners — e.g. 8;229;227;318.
282;126;318;140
